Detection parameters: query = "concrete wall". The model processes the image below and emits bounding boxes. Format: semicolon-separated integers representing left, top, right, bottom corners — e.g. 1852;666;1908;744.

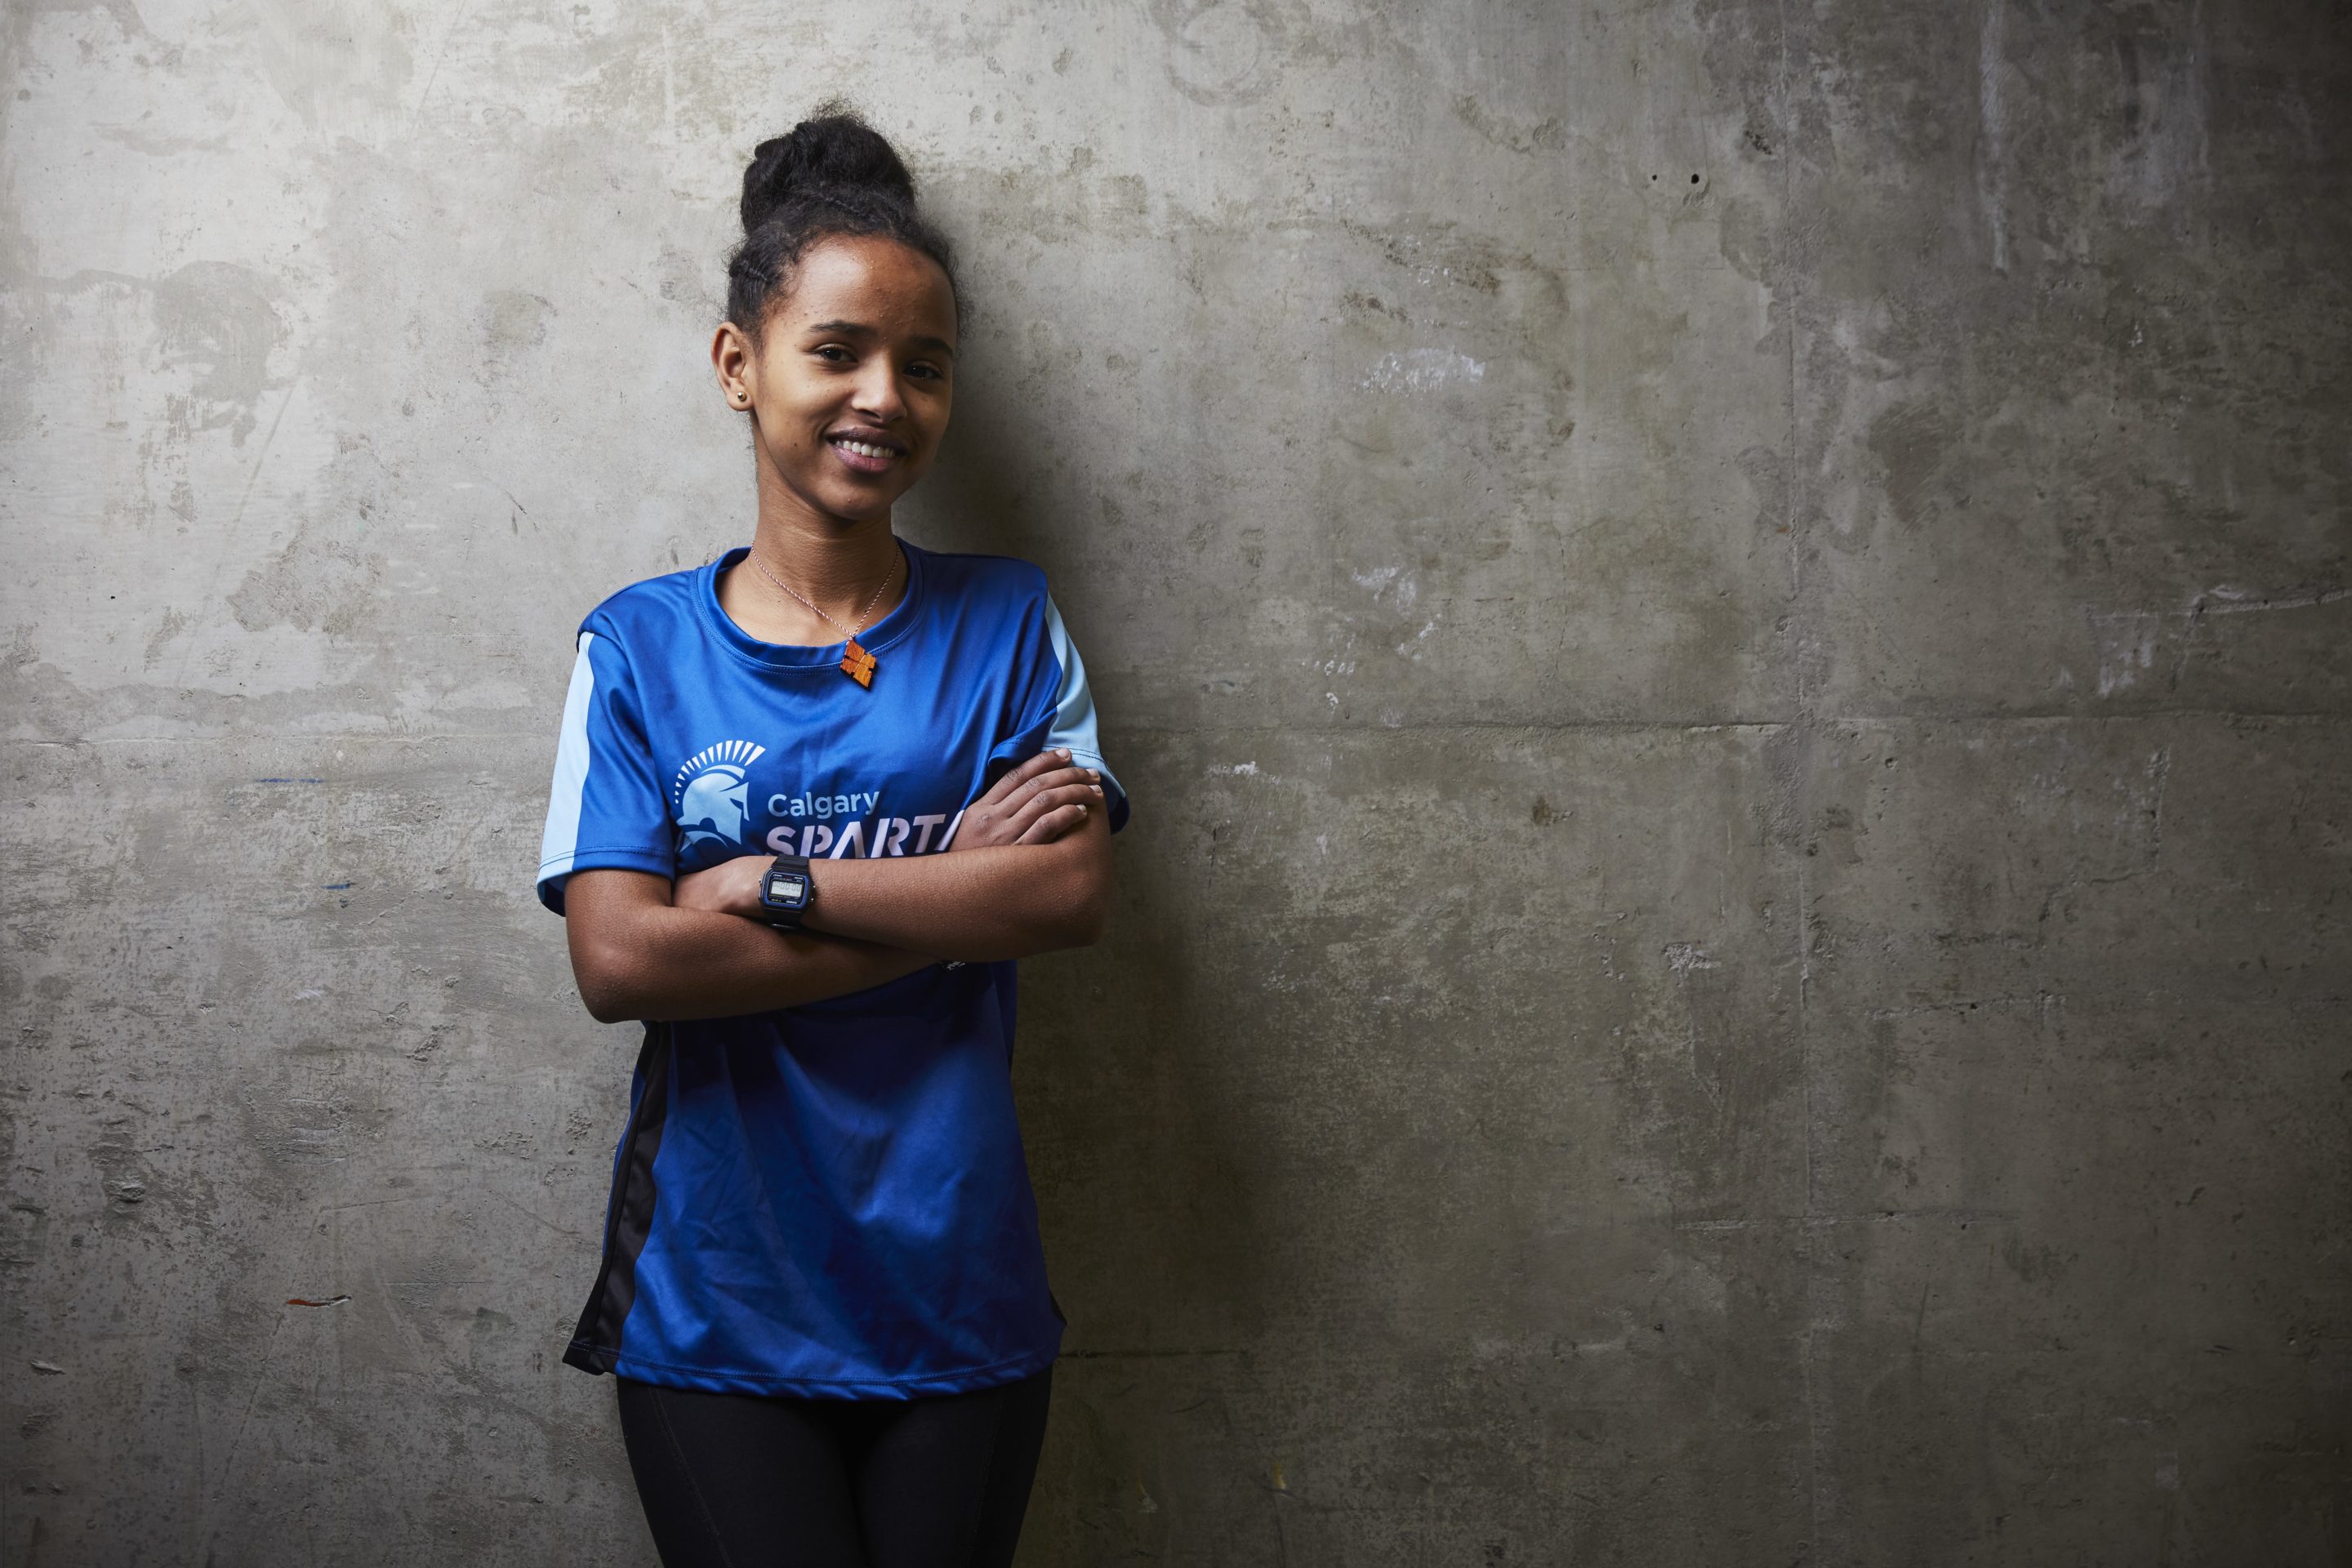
4;0;2345;1561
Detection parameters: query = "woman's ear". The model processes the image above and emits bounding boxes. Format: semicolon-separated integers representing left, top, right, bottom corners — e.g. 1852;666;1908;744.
712;320;755;408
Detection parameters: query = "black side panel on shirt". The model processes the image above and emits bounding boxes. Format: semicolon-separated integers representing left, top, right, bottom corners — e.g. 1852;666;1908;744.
564;1021;675;1374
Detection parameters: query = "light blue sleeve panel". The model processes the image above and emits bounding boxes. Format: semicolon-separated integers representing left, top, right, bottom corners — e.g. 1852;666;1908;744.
536;629;676;915
1041;594;1129;834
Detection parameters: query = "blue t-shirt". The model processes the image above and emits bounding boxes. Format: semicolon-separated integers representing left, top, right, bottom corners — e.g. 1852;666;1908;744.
535;540;1128;1399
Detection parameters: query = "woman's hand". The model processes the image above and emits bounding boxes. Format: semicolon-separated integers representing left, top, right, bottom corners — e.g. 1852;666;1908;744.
949;749;1104;850
674;853;769;920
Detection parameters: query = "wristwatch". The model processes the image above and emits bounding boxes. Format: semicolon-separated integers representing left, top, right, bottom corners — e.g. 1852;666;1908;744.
757;853;815;929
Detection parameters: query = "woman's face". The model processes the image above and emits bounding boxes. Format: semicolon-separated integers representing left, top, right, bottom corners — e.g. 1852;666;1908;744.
717;234;959;525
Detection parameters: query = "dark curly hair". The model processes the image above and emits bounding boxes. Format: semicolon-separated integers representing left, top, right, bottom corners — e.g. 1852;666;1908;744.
724;104;960;338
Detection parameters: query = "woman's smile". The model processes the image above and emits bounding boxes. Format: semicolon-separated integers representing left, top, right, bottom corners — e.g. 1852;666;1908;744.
826;426;906;475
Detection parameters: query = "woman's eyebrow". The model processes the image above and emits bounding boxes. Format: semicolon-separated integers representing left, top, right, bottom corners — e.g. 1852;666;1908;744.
803;320;956;358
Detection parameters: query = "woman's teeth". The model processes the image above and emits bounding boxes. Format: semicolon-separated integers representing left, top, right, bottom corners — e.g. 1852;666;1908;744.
835;439;894;459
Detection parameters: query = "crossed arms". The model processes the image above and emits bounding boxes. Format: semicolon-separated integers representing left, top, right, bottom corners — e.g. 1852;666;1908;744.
563;751;1113;1022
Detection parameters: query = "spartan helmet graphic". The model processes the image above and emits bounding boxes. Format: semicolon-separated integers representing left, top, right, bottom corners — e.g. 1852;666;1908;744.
672;740;767;853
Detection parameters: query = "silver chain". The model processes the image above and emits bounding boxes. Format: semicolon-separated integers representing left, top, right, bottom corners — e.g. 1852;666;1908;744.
746;543;900;641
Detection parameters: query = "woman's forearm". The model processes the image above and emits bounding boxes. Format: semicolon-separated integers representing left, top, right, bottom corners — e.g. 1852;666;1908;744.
568;879;935;1022
807;822;1112;959
684;810;1114;963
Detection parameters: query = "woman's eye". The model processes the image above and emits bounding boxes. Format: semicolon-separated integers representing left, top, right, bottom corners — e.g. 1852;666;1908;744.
813;345;851;363
910;363;946;381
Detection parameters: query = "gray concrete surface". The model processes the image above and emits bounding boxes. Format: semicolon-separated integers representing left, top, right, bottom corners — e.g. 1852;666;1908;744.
3;0;2346;1562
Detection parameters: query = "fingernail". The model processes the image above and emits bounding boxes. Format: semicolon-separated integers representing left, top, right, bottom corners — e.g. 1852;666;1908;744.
1085;768;1100;779
1089;783;1103;794
1057;748;1071;759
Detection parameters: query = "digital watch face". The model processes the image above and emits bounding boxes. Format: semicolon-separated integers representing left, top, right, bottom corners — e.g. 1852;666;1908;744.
768;871;808;905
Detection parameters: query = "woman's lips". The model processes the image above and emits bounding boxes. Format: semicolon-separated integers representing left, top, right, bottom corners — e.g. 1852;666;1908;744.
827;433;902;476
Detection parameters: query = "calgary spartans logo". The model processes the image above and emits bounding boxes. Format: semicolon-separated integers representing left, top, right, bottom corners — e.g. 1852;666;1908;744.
672;739;767;853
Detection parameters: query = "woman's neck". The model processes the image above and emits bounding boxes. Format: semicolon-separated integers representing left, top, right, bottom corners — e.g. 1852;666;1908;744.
719;483;906;648
752;511;899;612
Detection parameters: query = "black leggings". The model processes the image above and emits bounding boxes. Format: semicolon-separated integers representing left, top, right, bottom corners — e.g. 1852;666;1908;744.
613;1365;1053;1568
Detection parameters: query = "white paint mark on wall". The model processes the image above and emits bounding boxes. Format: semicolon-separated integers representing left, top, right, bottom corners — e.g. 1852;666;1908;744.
1352;564;1419;610
1209;760;1259;776
1358;349;1486;394
2083;584;2346;697
2194;583;2350;615
2089;609;2161;696
1664;942;1717;977
1976;0;2010;273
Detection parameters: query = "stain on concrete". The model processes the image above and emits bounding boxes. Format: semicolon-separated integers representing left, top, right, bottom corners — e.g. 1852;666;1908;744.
226;517;385;636
1452;94;1567;157
474;287;552;364
234;0;418;136
1150;0;1286;106
1864;399;1953;530
150;261;286;446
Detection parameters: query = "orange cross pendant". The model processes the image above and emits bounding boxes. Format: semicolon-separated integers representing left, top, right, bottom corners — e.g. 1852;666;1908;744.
840;639;877;688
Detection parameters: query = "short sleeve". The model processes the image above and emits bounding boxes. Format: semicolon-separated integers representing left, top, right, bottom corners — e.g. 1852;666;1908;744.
1035;594;1129;834
535;627;676;914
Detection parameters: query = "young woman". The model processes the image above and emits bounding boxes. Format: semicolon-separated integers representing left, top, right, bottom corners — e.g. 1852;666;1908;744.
532;109;1129;1566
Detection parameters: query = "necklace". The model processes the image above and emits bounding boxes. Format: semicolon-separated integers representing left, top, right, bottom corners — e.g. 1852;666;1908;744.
746;542;898;688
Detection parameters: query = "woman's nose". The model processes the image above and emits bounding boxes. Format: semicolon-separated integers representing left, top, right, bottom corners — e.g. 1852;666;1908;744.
852;370;906;420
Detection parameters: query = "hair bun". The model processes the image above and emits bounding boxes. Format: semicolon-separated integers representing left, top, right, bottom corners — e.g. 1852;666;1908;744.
741;105;918;236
